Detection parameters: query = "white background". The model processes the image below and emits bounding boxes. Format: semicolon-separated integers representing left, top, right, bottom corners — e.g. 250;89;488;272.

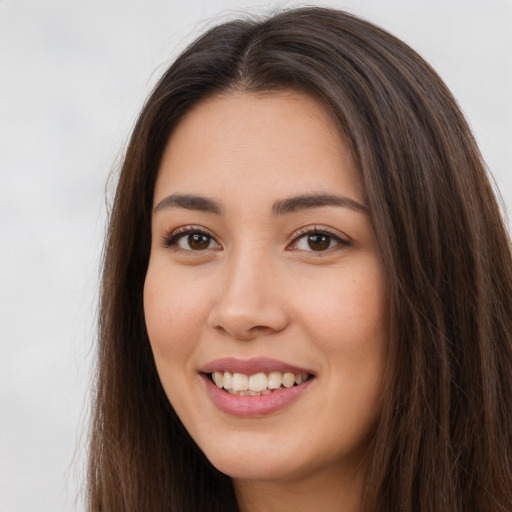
1;1;510;510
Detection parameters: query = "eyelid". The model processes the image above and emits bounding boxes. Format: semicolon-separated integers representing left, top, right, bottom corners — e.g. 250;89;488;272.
161;224;221;251
287;225;351;252
160;223;350;254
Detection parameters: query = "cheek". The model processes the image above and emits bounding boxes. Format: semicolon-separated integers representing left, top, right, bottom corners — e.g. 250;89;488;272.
143;262;210;363
143;264;213;426
291;261;387;353
291;258;388;425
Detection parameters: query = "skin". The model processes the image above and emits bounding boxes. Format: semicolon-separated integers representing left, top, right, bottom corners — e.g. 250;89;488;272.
144;90;388;512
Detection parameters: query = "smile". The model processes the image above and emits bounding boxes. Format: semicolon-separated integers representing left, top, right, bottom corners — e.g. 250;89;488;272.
210;371;311;395
200;358;316;416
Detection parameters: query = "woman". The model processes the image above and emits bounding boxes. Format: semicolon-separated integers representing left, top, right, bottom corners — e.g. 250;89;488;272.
87;7;512;511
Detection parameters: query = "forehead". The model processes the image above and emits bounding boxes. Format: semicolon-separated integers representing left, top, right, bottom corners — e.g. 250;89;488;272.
154;90;361;206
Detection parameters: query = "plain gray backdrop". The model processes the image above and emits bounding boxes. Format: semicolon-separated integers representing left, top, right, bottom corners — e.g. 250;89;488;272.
1;1;511;510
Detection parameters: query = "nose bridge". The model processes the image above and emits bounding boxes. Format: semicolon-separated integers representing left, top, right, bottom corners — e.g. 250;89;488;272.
208;241;288;339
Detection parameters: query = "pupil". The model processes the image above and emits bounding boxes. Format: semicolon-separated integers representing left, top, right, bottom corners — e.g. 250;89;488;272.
308;233;330;251
189;233;209;250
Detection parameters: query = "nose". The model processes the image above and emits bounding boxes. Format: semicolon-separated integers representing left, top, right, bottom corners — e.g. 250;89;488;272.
207;250;290;341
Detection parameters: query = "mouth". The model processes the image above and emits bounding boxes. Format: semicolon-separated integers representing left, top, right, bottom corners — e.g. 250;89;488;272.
208;370;313;396
200;358;316;416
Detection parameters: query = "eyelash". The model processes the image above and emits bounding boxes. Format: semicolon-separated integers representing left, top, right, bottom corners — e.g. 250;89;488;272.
162;225;219;252
161;225;350;254
288;225;351;254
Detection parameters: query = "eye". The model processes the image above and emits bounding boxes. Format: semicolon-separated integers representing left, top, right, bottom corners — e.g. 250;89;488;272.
163;227;221;252
290;227;350;253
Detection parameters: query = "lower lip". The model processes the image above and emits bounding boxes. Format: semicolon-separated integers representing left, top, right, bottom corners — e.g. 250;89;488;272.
201;374;315;417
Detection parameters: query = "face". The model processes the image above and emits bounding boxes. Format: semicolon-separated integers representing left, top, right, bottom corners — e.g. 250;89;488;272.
144;91;387;487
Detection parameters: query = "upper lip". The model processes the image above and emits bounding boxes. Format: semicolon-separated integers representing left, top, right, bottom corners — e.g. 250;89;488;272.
200;357;315;376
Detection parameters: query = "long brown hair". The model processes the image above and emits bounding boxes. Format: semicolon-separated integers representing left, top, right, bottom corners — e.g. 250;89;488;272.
88;7;512;511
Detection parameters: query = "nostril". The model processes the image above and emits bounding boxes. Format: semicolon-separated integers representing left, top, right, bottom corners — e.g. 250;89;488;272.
249;325;278;334
211;322;284;341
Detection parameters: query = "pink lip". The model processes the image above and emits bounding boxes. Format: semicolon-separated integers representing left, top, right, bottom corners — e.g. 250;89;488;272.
200;357;315;375
200;358;316;417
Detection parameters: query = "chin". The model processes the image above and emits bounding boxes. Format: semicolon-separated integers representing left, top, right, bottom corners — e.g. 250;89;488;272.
208;453;301;482
196;433;303;481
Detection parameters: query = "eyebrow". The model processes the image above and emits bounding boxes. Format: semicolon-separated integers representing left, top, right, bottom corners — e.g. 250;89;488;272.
153;192;368;216
154;194;223;215
272;193;368;215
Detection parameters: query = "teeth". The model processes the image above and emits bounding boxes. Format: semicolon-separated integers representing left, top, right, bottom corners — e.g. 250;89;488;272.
211;370;310;395
212;371;224;387
268;372;282;389
223;372;233;389
232;373;249;391
282;372;295;388
249;372;268;392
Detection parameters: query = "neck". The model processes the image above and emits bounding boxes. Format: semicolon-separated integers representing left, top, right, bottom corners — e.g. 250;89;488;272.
233;462;365;512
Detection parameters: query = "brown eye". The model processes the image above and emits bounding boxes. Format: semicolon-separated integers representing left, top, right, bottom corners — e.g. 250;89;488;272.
290;228;349;253
164;228;221;251
307;233;331;251
188;233;211;250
